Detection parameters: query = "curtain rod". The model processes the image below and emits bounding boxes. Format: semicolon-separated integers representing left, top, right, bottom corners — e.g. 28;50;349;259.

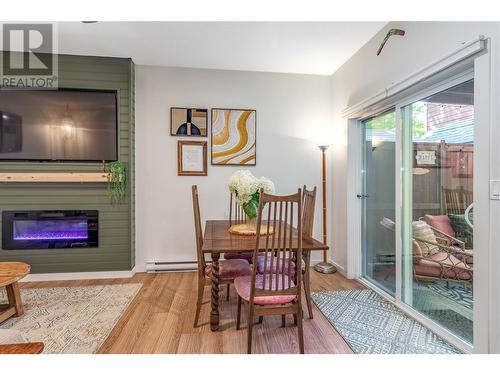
341;36;486;118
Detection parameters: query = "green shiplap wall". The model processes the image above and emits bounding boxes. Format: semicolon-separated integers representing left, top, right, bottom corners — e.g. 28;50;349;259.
0;54;135;273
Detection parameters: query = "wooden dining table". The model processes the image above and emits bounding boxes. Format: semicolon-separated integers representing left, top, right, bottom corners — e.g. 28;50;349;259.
202;220;328;331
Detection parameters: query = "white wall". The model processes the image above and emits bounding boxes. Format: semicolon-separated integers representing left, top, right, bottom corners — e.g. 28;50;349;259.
134;22;500;351
135;66;332;269
329;22;500;353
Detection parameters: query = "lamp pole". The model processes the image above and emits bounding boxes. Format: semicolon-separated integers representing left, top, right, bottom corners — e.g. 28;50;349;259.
314;145;337;274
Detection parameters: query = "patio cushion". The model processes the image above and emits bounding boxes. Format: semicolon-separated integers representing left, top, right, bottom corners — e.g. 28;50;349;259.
234;274;296;305
412;240;423;264
414;252;472;281
256;256;296;276
205;259;251;280
448;214;474;249
223;252;254;262
412;221;440;256
423;215;455;237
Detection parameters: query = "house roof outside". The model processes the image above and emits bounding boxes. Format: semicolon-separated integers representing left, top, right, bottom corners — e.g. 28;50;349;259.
367;120;474;145
366;129;396;142
417;120;474;144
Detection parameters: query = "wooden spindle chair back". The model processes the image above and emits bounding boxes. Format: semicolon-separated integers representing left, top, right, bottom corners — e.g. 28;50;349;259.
250;189;302;300
300;185;316;318
302;185;317;238
229;192;247;226
192;185;206;274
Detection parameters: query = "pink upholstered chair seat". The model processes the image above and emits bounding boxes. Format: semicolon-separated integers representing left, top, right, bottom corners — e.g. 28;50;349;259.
205;259;251;280
256;256;296;276
234;275;296;305
223;252;254;262
414;252;472;281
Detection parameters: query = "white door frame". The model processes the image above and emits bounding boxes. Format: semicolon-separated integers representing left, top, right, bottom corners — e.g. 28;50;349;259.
345;39;491;353
346;119;362;280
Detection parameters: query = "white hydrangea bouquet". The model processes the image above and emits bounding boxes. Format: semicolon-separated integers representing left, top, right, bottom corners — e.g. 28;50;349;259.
228;170;275;219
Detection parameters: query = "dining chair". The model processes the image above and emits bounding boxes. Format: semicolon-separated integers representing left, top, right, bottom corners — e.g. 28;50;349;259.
234;188;304;354
255;186;316;319
229;191;247;226
191;185;252;328
301;185;317;319
224;192;254;263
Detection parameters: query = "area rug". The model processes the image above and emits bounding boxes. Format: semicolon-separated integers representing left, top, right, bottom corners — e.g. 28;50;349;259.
412;281;472;343
416;281;472;312
311;289;461;354
0;283;142;354
422;309;472;344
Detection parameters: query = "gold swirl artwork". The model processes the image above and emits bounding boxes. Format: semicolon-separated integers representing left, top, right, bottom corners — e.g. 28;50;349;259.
211;108;256;165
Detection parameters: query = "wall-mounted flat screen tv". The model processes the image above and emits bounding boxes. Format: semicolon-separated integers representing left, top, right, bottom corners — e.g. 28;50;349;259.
0;89;118;161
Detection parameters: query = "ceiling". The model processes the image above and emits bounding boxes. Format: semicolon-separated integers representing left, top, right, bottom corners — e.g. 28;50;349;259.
57;22;386;75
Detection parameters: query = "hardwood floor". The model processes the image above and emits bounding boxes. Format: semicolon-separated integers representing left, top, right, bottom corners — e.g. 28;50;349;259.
20;270;366;354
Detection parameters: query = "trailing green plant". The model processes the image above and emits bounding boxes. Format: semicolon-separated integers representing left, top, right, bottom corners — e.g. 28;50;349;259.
105;161;127;202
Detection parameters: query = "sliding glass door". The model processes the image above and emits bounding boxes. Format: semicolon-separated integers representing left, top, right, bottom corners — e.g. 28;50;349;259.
361;110;396;295
360;75;475;346
401;79;474;344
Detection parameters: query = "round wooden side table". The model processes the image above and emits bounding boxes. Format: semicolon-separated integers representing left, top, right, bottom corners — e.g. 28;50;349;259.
0;262;30;324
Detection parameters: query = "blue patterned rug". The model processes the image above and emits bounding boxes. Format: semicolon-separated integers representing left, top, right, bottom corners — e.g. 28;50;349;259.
413;282;472;343
311;289;462;354
420;282;472;310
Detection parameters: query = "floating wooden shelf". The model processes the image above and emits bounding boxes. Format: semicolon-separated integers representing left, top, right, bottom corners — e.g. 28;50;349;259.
0;172;110;183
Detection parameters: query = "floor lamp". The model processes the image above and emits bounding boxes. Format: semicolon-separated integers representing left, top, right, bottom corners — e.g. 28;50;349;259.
314;145;337;274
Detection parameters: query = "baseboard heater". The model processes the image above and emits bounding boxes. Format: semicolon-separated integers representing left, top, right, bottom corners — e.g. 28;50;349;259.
145;261;198;273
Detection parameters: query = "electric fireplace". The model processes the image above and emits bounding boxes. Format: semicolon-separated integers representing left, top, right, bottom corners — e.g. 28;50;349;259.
2;210;98;250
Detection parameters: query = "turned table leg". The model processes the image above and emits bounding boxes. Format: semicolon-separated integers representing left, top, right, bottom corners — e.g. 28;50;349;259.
210;252;220;331
6;282;23;316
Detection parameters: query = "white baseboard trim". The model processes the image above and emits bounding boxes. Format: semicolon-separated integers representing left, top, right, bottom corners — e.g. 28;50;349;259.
145;261;197;273
331;260;347;277
22;268;136;282
332;260;347;278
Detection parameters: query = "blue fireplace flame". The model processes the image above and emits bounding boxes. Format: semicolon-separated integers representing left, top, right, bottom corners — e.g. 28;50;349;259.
13;219;88;240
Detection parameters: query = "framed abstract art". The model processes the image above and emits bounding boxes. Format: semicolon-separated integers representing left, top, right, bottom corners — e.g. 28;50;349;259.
211;108;256;165
171;107;208;137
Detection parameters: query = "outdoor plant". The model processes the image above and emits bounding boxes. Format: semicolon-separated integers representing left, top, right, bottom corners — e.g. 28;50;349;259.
228;170;275;219
105;161;127;202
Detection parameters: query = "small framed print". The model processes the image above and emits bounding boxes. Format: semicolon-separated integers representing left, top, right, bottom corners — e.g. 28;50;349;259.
171;107;208;137
178;141;207;176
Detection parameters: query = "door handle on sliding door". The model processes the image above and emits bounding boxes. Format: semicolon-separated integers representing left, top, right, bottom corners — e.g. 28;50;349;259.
356;194;369;198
